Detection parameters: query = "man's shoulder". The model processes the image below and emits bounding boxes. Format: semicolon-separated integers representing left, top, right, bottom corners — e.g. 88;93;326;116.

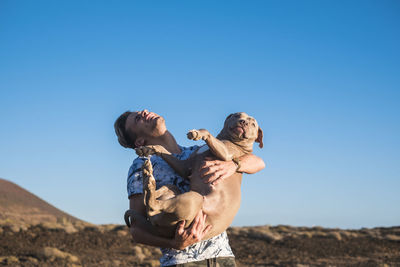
129;156;146;169
178;145;199;159
129;155;164;170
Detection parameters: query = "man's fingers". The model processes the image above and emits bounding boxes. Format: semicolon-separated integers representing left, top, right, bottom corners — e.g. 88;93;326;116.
176;221;185;235
200;164;222;178
192;210;205;232
202;224;212;235
212;179;220;185
203;174;218;184
201;165;219;176
197;212;207;232
204;169;227;184
201;160;216;168
212;171;229;184
187;211;201;232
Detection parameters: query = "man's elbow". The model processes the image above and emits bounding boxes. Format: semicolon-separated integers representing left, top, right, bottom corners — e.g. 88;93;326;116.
259;160;266;171
252;160;265;173
129;226;141;243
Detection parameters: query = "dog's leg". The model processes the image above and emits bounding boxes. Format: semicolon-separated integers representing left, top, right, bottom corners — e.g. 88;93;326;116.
163;191;204;228
142;159;203;228
151;191;204;228
188;129;233;161
136;145;191;179
142;159;161;217
156;185;181;200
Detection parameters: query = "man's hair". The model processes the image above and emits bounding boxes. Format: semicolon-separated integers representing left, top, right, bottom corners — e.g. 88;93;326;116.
114;111;137;149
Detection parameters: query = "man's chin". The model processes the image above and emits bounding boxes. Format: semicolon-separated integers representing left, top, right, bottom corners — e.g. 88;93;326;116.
152;118;167;135
155;116;165;127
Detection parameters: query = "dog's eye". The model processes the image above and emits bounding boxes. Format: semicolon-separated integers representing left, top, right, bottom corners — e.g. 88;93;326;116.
252;123;256;126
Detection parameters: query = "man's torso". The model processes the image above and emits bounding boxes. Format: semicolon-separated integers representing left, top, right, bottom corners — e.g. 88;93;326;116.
127;145;234;266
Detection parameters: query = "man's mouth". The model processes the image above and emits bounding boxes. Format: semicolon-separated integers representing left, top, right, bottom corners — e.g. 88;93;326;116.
145;113;159;122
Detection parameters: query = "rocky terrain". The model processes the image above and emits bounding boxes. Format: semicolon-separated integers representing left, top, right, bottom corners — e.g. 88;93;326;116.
1;223;400;266
1;178;399;266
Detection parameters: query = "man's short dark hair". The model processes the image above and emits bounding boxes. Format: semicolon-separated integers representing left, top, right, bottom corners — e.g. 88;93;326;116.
114;111;137;149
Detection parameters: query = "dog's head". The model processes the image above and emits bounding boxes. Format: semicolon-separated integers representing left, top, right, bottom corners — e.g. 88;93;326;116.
217;112;263;152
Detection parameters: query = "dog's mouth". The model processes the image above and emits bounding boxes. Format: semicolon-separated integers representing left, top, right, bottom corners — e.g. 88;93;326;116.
231;125;247;139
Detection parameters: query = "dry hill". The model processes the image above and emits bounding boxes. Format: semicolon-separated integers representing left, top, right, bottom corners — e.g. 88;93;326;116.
0;178;89;232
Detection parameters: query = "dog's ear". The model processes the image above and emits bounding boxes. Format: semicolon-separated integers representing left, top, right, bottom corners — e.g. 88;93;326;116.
225;113;234;121
255;127;264;148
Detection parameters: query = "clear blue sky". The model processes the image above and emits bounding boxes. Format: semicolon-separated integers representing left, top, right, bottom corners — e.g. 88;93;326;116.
1;1;399;229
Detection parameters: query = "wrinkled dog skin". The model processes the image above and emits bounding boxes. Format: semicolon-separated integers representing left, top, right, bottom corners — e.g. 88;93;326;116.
126;112;263;240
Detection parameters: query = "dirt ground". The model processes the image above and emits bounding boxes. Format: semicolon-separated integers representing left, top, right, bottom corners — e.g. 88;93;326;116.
1;224;400;266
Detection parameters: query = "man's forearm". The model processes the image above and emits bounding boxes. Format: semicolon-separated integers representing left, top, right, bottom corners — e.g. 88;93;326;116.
128;211;178;249
128;195;180;249
237;154;265;174
130;224;177;249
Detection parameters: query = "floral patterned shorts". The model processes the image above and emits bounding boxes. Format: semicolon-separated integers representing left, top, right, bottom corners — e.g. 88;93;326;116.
166;257;236;267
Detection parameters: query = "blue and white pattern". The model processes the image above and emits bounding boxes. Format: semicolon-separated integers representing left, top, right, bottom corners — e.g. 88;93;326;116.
127;145;234;266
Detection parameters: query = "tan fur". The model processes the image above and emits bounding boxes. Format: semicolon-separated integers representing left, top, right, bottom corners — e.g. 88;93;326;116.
131;112;263;240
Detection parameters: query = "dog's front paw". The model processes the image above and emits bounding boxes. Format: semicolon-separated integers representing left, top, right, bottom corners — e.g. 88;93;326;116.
187;129;209;141
135;145;159;157
187;130;201;141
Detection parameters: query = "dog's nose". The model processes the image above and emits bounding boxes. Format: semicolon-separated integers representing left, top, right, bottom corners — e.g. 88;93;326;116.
239;119;248;126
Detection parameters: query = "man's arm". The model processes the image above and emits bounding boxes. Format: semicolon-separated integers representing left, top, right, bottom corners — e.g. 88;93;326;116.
128;194;211;250
200;154;265;184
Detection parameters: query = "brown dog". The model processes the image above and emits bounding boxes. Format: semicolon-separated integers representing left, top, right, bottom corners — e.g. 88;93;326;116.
126;112;263;240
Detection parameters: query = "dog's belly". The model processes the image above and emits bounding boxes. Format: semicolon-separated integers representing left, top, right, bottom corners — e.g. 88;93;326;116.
190;168;243;240
202;178;241;217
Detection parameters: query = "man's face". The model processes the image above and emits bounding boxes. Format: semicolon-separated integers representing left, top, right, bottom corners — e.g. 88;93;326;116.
125;109;166;140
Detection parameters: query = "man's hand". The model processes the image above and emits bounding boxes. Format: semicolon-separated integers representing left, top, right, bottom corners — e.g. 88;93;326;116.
200;157;237;185
172;210;212;250
200;154;265;184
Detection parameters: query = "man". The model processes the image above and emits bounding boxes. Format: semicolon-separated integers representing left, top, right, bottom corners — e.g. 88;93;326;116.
115;109;265;267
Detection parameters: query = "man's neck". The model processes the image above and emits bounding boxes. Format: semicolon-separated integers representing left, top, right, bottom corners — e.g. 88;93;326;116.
147;131;181;154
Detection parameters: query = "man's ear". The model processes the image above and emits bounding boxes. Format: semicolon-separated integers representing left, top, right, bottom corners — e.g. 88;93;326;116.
134;137;145;148
255;127;264;148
